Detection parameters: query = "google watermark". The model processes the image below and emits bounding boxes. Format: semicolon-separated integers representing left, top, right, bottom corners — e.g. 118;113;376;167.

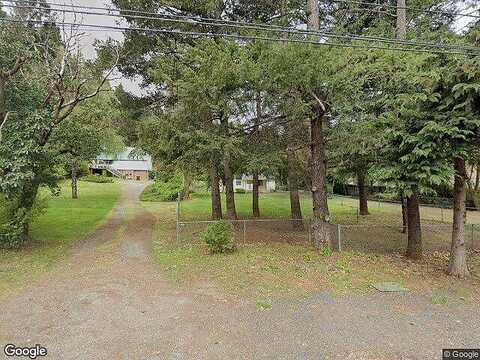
444;349;480;360
3;344;48;359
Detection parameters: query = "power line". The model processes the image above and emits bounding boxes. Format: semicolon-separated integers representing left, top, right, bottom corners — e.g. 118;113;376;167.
3;0;480;55
2;16;477;57
7;0;480;21
332;0;480;20
1;2;479;56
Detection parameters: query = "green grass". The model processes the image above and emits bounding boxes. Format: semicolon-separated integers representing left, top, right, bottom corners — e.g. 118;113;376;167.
179;192;402;224
0;181;121;295
144;200;480;302
178;192;480;226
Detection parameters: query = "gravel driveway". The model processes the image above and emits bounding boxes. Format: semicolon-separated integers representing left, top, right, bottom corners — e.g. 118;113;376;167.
0;182;478;360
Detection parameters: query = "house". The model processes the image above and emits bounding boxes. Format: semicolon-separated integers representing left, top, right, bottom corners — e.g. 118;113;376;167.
233;175;276;192
90;148;153;181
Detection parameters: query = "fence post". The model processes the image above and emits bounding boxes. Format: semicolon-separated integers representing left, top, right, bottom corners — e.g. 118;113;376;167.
177;192;181;222
337;225;342;252
472;224;475;250
243;220;246;245
308;219;312;244
176;191;182;243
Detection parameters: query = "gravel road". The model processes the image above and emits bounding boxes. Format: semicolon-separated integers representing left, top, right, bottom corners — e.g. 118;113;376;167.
0;181;478;360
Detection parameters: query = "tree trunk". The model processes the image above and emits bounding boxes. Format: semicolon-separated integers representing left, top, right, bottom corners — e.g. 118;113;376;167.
308;0;331;249
0;76;5;120
401;193;408;234
182;171;194;200
0;76;6;143
357;171;369;215
223;155;237;220
310;114;331;248
448;157;470;277
406;190;422;260
475;164;480;191
252;172;260;218
252;92;261;218
307;0;320;29
71;162;79;199
219;113;238;221
209;161;222;220
18;177;41;238
396;0;407;39
288;150;303;230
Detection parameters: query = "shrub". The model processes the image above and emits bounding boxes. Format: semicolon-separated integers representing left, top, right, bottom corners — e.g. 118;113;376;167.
80;175;114;183
141;175;183;202
0;197;48;249
235;188;246;194
202;220;236;254
0;220;27;249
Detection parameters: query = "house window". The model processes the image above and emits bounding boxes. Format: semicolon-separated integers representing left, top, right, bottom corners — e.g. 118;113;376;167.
236;180;242;186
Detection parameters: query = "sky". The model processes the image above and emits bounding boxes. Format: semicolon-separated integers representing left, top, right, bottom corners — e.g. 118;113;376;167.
67;0;143;94
64;0;479;94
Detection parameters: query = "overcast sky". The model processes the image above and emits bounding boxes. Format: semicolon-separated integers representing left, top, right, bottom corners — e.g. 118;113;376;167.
64;0;143;94
65;0;478;94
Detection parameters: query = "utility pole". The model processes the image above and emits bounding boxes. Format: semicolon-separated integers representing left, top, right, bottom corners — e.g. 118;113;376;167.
307;0;331;249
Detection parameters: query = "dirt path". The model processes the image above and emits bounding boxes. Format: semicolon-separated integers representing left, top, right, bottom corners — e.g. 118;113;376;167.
0;182;479;359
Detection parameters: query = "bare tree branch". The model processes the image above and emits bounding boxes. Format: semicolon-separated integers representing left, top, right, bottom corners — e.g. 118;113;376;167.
5;57;26;78
310;91;327;113
56;48;120;122
0;111;12;144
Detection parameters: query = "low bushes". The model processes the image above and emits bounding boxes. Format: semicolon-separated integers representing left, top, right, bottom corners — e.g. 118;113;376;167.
0;197;48;249
0;220;26;249
141;174;183;202
202;220;236;254
80;175;114;183
235;188;246;194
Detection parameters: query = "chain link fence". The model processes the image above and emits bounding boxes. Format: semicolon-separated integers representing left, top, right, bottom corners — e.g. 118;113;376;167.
331;195;480;225
175;195;480;254
177;219;313;246
338;224;480;253
177;219;480;254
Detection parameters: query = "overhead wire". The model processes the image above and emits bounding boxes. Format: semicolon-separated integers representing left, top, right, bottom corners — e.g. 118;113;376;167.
2;16;478;57
331;0;480;20
1;0;477;142
1;0;480;55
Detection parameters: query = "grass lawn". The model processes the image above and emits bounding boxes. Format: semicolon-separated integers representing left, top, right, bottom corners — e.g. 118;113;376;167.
179;193;365;223
0;181;121;295
144;201;480;305
179;192;480;225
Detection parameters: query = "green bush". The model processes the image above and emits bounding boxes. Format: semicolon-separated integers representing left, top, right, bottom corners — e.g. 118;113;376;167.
141;175;183;202
235;188;246;194
80;175;114;183
0;197;48;249
202;220;236;254
0;220;27;249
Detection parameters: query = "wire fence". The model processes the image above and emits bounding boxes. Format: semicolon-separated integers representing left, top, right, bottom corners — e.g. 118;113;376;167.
175;195;480;254
176;219;480;254
330;194;480;225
